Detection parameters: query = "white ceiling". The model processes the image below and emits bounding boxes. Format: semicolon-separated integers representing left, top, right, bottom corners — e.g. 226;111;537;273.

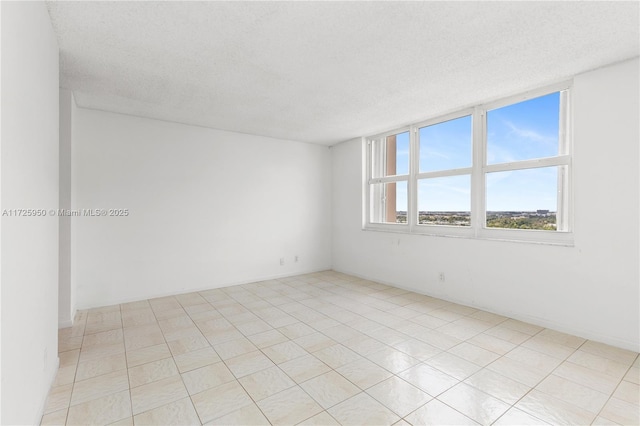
46;1;639;146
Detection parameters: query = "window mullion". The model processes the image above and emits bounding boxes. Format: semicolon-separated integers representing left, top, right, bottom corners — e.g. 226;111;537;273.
557;89;571;231
408;126;418;231
416;167;473;180
366;139;379;224
369;175;410;184
484;155;570;173
472;107;485;235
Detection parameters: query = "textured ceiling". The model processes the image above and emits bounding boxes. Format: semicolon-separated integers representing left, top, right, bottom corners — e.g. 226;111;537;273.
47;1;639;145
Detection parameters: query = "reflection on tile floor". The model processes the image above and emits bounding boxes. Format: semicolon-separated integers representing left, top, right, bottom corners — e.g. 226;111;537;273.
43;271;640;425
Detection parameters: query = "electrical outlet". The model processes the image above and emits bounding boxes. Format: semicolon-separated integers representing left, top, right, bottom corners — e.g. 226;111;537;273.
439;273;445;282
294;255;299;263
280;257;285;266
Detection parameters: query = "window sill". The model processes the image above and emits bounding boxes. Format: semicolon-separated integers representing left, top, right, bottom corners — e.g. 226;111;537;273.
362;224;574;247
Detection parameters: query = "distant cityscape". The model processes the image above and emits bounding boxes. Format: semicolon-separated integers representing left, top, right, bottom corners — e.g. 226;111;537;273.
395;210;557;230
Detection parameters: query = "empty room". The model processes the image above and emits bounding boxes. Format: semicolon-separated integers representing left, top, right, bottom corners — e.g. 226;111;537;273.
1;1;639;425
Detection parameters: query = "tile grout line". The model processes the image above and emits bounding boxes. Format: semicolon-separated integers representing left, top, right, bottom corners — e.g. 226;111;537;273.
118;303;134;426
213;279;389;424
186;293;274;425
254;280;508;420
590;351;640;425
251;281;431;424
49;272;639;426
217;284;340;425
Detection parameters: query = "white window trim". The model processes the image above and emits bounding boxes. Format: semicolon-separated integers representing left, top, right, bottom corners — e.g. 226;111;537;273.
363;81;574;246
365;126;411;228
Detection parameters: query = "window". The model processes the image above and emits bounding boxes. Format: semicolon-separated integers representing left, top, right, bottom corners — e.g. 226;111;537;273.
368;130;409;224
365;83;572;244
417;114;472;227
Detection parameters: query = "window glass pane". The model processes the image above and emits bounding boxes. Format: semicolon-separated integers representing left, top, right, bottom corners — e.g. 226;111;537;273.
487;92;560;164
419;115;472;172
370;181;407;224
395;132;410;175
371;131;409;177
486;166;561;231
417;175;470;226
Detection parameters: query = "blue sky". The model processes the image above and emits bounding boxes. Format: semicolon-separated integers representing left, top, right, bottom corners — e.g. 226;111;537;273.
391;92;560;212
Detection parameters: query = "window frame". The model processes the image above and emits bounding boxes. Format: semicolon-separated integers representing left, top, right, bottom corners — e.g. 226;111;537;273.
363;81;574;245
413;108;475;237
365;127;411;232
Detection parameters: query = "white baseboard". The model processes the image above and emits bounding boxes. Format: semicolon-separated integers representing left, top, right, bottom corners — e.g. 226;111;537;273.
75;267;332;311
58;307;78;329
58;319;73;329
332;267;640;353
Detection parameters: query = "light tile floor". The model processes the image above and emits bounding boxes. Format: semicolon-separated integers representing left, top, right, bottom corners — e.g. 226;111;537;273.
43;271;640;425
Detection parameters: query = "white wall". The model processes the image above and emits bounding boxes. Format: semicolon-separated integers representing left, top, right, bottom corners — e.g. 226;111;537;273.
59;89;76;327
1;2;60;424
332;58;640;352
72;109;332;308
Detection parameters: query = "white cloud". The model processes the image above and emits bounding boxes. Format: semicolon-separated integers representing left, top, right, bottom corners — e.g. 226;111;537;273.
504;120;555;145
420;148;449;160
